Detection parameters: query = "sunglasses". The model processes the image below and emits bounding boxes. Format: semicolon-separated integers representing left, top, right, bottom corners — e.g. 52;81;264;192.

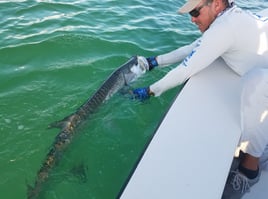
189;3;207;18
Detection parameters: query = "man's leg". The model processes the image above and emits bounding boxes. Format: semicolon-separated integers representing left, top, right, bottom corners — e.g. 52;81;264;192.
222;68;268;199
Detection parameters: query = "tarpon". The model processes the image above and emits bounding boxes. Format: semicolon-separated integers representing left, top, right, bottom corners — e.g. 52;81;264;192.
27;56;146;198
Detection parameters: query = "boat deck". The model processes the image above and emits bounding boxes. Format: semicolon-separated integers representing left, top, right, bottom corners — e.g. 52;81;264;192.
119;58;268;199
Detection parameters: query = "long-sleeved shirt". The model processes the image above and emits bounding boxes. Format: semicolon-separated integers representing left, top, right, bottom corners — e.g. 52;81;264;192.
150;6;268;96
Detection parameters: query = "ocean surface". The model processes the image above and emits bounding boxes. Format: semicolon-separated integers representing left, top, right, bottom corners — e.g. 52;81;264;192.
0;0;266;198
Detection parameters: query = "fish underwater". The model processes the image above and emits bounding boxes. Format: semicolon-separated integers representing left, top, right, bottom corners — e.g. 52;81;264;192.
27;56;147;198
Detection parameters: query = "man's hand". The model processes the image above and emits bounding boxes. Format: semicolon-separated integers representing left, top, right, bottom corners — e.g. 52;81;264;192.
146;56;158;70
132;87;151;100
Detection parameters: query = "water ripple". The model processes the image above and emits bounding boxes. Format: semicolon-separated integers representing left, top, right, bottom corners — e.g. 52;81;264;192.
0;1;267;198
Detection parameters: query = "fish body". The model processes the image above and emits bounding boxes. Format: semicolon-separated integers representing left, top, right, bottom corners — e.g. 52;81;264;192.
28;56;145;198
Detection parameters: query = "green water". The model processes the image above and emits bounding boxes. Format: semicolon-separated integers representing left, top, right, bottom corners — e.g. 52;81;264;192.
0;0;266;198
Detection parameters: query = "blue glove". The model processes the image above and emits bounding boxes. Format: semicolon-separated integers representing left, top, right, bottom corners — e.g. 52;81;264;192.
146;56;158;70
132;87;151;100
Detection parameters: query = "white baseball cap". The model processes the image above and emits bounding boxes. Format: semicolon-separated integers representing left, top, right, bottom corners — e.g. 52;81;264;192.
178;0;234;14
178;0;202;14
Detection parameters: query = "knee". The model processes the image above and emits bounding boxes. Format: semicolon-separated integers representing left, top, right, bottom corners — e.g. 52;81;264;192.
242;68;267;92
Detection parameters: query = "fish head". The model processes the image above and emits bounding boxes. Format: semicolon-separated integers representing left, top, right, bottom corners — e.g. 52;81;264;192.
130;56;148;76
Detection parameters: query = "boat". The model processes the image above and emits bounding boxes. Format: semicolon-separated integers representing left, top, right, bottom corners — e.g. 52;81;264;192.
118;57;268;199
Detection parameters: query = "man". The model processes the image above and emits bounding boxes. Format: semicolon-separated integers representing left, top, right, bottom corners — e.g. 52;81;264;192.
133;0;268;198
